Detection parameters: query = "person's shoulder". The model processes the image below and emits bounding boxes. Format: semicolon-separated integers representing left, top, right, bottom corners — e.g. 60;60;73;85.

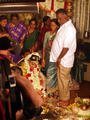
19;21;24;25
7;22;15;28
41;26;47;31
45;31;50;36
19;22;26;27
66;23;76;34
41;26;45;30
35;29;39;33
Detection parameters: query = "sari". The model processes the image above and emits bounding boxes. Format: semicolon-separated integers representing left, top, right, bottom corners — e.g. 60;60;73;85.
43;32;56;74
38;26;51;50
6;22;27;63
46;62;58;94
43;32;58;94
6;22;27;42
24;30;39;51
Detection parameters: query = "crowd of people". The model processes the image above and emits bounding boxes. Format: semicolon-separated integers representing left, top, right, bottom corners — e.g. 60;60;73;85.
0;8;81;120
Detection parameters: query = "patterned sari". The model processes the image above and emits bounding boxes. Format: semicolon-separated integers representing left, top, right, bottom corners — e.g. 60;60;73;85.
6;22;27;63
43;32;58;94
46;62;58;94
43;32;56;74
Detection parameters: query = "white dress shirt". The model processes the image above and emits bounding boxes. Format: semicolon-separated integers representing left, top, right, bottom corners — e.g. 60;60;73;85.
50;20;76;68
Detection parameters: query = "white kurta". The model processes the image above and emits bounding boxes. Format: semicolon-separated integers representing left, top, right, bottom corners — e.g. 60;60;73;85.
50;20;77;68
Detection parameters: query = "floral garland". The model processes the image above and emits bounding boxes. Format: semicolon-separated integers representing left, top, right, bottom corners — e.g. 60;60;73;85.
38;0;65;13
38;2;55;13
24;53;46;97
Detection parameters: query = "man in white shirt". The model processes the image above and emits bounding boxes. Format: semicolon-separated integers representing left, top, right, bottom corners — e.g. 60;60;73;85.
50;9;76;105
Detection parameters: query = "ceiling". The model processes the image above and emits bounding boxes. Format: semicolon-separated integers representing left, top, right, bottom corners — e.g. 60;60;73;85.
0;0;45;14
0;0;45;3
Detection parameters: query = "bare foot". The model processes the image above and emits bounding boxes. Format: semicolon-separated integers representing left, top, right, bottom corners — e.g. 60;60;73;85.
57;100;70;106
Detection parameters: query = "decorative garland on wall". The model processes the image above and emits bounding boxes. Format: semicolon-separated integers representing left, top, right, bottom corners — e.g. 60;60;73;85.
38;0;65;17
38;0;74;18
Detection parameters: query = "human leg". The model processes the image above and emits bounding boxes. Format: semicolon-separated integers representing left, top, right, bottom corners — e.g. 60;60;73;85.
57;64;71;101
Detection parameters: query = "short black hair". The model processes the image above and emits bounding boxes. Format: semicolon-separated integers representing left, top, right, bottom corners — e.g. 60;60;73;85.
0;15;7;22
56;9;67;15
10;13;19;20
0;37;11;50
43;16;50;23
29;18;37;25
51;19;60;27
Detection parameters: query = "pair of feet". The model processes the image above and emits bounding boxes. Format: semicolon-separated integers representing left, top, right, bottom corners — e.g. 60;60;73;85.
57;100;70;106
69;80;80;90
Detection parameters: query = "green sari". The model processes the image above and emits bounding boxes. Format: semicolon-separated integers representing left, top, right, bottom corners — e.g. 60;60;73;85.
24;30;39;50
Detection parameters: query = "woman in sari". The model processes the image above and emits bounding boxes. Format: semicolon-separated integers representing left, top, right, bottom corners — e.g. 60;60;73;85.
6;14;27;63
0;15;9;38
42;19;60;94
23;18;39;53
42;19;59;74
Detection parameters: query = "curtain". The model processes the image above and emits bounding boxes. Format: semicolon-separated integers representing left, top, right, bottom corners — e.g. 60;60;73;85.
72;0;90;39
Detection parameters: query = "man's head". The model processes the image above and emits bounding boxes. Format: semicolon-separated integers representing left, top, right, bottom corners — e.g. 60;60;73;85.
10;13;19;25
56;9;69;25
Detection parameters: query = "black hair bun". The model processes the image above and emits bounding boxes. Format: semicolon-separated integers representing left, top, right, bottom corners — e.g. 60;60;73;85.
0;37;11;50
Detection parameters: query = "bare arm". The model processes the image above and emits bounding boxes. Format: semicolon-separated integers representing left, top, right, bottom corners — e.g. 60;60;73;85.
42;47;45;68
0;33;10;38
0;50;10;56
12;72;43;108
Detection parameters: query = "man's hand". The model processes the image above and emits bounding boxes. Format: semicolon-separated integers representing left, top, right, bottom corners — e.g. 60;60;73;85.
56;48;69;67
11;71;43;107
57;57;61;67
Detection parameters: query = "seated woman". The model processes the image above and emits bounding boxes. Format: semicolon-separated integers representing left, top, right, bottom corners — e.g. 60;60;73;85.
23;18;39;53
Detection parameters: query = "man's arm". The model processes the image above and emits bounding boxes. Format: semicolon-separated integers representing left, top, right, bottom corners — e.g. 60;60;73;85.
12;72;43;108
57;48;69;67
